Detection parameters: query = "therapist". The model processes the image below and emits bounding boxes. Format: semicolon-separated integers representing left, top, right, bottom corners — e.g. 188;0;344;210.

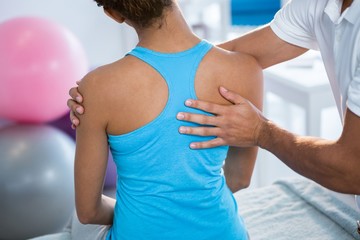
177;0;360;196
68;0;360;194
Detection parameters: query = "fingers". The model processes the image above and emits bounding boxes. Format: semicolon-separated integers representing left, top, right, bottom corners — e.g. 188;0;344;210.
189;138;226;149
68;83;84;129
178;125;226;149
177;112;219;126
69;108;80;128
68;86;83;103
67;98;82;128
178;126;220;137
67;99;84;115
184;99;225;115
67;85;84;115
219;87;246;105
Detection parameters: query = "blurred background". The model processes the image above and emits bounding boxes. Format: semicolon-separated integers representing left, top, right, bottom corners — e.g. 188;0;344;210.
0;0;342;239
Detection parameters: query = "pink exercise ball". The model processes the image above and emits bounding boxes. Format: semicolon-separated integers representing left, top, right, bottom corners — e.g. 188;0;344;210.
0;17;88;123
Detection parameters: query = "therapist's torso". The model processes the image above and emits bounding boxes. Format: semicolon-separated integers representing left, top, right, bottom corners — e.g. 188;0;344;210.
270;0;360;210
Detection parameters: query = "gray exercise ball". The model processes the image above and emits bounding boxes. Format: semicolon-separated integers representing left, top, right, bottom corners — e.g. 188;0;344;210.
0;124;75;240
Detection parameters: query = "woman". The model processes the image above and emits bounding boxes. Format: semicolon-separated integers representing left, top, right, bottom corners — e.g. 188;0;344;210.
73;0;262;239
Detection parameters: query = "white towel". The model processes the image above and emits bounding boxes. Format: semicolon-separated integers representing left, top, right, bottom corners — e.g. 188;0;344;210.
234;178;360;240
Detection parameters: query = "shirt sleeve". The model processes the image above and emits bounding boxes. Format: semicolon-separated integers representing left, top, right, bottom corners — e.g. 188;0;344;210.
347;64;360;117
270;0;319;50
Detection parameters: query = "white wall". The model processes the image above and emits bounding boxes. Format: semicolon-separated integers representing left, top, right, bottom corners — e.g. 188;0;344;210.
178;0;231;42
0;0;138;67
0;0;291;67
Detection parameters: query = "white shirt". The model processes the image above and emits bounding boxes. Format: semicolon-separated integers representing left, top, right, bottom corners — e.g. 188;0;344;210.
270;0;360;121
270;0;360;211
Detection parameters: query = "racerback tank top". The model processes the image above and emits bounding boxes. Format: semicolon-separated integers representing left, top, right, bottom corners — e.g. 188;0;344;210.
106;40;248;240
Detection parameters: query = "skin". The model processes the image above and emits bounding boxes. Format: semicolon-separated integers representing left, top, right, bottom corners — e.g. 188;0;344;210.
175;0;360;194
74;2;263;225
177;89;360;194
69;0;360;197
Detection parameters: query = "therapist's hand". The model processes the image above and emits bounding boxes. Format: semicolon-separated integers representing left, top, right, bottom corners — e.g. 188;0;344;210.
177;87;268;149
67;81;84;129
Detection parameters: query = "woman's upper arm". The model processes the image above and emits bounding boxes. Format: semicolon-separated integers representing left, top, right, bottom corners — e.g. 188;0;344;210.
223;55;263;192
74;75;110;218
233;53;264;110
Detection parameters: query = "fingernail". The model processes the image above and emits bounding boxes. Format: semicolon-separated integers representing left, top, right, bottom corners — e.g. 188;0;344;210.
220;87;228;93
190;143;197;149
76;96;82;102
76;107;83;114
72;119;77;125
179;127;186;133
177;113;185;120
185;100;192;106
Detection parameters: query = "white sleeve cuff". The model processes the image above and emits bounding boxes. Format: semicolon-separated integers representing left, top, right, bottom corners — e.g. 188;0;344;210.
347;101;360;117
270;21;319;50
347;66;360;117
269;0;319;51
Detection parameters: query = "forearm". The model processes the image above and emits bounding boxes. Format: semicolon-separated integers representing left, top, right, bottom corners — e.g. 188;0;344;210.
223;163;251;193
223;147;257;193
259;121;360;194
217;26;307;69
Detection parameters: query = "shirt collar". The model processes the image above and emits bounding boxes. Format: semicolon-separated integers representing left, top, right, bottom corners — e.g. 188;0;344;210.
344;0;359;24
324;0;359;24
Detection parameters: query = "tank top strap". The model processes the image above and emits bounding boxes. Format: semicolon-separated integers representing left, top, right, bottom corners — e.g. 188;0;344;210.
126;46;170;84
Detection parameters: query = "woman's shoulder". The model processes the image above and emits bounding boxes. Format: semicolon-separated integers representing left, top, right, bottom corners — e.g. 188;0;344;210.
207;46;263;108
195;44;263;106
85;57;135;80
79;57;138;94
76;57;140;116
209;45;262;78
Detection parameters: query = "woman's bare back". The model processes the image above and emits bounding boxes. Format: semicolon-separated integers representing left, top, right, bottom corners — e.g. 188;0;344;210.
84;44;262;136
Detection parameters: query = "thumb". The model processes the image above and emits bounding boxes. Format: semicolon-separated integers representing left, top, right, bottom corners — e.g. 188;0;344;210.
219;86;246;105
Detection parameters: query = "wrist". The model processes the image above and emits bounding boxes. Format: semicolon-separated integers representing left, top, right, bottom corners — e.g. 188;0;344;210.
256;117;273;149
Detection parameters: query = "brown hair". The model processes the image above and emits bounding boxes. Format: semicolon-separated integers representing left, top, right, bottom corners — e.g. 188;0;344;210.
94;0;173;28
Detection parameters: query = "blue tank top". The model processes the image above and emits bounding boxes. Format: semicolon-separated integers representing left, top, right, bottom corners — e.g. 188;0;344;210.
106;40;248;240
